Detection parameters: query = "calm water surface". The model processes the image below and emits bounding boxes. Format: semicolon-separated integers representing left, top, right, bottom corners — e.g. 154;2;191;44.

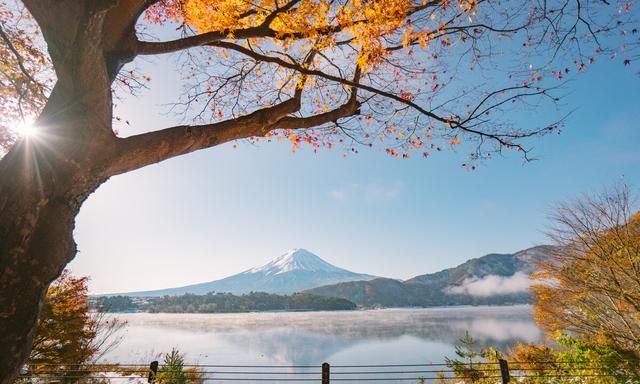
103;305;542;366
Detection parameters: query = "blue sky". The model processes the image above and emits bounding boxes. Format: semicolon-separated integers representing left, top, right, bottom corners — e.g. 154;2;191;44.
69;45;640;294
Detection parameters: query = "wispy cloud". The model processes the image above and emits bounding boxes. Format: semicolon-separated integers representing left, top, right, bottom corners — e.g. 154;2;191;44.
328;181;403;203
328;183;357;202
480;199;498;213
448;272;532;297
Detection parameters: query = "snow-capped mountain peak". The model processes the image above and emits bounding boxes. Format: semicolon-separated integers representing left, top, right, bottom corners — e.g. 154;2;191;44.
249;248;348;275
112;248;376;296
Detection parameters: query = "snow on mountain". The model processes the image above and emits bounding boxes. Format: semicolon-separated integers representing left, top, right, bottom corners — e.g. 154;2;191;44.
248;248;355;275
113;249;377;297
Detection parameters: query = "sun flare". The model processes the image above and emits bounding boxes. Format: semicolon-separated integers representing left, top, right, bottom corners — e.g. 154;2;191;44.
12;121;39;138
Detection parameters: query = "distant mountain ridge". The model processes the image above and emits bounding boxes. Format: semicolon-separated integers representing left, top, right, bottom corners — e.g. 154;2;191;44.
405;245;549;285
304;246;553;307
106;246;552;307
111;249;376;297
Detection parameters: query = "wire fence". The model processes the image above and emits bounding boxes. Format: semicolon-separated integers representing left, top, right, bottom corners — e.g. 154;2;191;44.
17;359;628;383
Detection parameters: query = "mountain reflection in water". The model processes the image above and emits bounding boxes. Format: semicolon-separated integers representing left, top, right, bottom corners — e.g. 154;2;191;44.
103;305;542;365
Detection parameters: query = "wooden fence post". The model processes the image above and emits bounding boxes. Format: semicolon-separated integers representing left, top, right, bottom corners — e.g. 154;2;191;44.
498;359;510;384
148;360;159;383
322;362;330;384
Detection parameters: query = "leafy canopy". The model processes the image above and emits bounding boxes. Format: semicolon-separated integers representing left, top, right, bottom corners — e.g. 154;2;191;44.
1;0;638;164
531;185;640;365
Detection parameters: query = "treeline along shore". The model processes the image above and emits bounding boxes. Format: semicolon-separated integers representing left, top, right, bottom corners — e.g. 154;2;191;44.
93;292;357;313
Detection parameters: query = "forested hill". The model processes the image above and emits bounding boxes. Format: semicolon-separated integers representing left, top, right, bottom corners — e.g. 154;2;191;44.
94;292;357;313
304;246;553;307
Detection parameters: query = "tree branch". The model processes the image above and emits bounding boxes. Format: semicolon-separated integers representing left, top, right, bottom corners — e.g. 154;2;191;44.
211;41;554;156
107;67;362;175
278;68;361;129
107;96;298;175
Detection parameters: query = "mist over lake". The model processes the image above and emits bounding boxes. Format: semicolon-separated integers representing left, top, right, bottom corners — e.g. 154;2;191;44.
102;305;542;365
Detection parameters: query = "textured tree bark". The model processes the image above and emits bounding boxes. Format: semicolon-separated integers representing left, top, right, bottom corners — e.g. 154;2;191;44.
0;78;115;383
0;2;116;380
0;182;83;383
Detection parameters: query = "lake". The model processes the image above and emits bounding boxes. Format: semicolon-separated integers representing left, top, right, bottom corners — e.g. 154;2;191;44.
102;305;542;367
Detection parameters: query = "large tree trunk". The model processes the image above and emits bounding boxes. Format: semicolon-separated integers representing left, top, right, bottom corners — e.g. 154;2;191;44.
0;1;119;379
0;178;84;383
0;80;114;383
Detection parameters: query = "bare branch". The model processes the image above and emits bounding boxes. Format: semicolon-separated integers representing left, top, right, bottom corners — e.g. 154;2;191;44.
107;67;364;175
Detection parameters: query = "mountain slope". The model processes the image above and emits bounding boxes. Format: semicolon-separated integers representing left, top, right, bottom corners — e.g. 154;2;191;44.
405;246;550;285
115;249;376;297
305;246;553;307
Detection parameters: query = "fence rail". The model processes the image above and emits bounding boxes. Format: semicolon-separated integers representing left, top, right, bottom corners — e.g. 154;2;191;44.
19;360;622;383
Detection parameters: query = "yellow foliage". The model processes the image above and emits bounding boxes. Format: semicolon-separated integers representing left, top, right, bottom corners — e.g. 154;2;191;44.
175;0;477;71
532;188;640;359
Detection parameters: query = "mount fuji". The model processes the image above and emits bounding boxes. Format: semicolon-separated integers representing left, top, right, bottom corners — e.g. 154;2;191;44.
116;249;376;297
